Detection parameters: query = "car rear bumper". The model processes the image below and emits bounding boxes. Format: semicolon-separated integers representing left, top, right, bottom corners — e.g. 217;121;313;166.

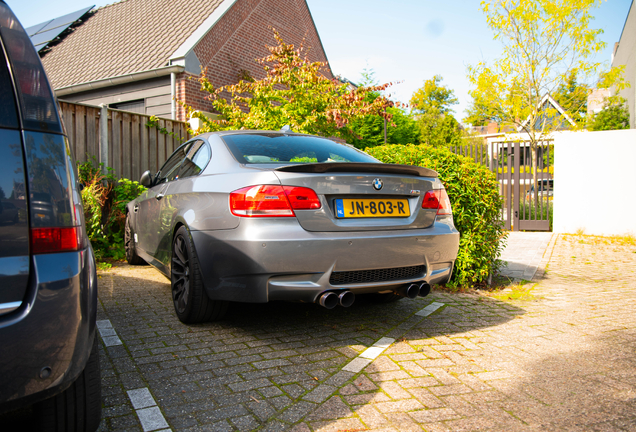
190;216;459;303
0;247;98;413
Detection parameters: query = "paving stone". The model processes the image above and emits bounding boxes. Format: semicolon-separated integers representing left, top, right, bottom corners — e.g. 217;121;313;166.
277;400;317;423
230;414;260;431
217;377;262;394
309;418;366;432
79;234;636;432
302;384;336;403
306;396;353;421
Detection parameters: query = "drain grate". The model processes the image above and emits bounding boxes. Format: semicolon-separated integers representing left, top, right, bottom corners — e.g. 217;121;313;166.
329;265;425;285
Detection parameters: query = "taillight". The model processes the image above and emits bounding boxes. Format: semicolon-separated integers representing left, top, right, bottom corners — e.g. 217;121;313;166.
422;189;452;216
31;227;81;254
230;185;321;217
283;186;321;210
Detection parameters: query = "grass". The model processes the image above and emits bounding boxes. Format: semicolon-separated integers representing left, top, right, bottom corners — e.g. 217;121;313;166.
96;261;113;271
483;276;541;302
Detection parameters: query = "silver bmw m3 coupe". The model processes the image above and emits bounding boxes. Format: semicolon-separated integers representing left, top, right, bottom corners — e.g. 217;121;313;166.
126;130;459;323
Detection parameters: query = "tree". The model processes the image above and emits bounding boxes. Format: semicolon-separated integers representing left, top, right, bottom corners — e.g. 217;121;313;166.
553;70;590;126
348;107;419;149
466;0;628;184
187;31;399;141
410;75;462;147
410;75;458;115
587;98;630;131
348;68;419;149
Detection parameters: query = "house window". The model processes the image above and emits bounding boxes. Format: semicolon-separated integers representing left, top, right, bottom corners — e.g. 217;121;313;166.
110;99;145;114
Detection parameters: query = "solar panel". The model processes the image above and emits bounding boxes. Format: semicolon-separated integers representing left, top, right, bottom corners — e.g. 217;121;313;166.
25;21;52;37
27;5;94;51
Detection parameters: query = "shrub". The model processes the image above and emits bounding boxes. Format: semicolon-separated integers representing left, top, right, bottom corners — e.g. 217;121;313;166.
366;144;507;288
78;159;146;260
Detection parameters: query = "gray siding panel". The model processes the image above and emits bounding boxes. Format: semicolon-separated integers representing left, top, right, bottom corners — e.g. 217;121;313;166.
147;105;172;118
56;76;172;118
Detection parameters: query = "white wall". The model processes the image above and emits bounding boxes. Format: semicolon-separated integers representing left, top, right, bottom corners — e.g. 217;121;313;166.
553;129;636;236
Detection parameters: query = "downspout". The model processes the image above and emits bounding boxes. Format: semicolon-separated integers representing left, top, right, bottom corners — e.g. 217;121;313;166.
171;72;176;120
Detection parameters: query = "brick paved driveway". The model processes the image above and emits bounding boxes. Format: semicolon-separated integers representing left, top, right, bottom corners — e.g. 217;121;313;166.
5;234;636;431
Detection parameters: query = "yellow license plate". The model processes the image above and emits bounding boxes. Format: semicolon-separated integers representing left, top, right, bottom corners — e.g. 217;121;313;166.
335;198;410;218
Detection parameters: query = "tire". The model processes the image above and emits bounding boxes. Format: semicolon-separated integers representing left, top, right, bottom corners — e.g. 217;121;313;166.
171;226;228;323
125;213;145;265
34;335;102;432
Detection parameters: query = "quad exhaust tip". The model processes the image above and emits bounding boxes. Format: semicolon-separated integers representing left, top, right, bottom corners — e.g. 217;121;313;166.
318;291;355;309
397;283;420;299
319;284;427;309
338;291;355;307
395;282;431;299
418;282;431;297
319;292;339;309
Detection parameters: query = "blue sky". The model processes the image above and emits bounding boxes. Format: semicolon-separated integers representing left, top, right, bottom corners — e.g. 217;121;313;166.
8;0;633;121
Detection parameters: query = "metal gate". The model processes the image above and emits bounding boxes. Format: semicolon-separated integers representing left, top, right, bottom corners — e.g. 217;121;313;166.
490;140;553;231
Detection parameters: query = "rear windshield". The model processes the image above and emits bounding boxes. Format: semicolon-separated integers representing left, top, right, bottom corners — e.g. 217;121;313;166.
222;133;378;164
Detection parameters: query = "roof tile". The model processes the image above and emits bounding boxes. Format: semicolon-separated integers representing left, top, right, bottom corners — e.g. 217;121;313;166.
41;0;224;89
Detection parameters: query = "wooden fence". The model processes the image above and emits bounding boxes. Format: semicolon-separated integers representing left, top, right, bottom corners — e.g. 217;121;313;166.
59;101;190;181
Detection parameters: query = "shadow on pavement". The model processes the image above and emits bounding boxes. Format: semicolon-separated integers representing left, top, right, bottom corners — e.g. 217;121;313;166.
1;268;526;431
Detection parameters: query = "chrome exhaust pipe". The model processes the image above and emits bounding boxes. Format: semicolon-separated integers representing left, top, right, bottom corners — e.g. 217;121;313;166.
318;292;338;309
396;283;420;299
418;282;431;298
338;291;355;308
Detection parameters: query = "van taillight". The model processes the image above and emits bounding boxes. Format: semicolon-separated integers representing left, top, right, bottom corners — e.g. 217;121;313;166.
422;189;452;216
230;185;321;217
31;227;81;254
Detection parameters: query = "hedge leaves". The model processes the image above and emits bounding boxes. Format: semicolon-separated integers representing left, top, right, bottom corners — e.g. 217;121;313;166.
366;144;507;288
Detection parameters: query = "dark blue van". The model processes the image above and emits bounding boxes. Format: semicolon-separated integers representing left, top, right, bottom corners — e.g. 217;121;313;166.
0;2;100;431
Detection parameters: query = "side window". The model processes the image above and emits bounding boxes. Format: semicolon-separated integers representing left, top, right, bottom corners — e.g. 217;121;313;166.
156;144;190;184
0;43;19;129
178;140;210;179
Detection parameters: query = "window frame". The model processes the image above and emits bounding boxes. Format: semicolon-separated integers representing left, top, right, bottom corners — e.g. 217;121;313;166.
176;139;211;180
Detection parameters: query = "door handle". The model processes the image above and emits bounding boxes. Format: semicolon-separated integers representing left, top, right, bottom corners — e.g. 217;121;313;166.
156;193;164;200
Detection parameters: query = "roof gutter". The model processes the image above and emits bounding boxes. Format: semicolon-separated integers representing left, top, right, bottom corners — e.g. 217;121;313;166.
54;65;185;96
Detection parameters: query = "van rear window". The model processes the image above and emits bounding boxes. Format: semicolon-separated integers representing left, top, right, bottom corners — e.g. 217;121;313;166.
222;133;378;165
0;3;61;133
0;42;18;129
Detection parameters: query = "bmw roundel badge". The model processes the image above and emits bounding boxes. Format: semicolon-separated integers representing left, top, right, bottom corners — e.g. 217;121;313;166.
373;178;383;190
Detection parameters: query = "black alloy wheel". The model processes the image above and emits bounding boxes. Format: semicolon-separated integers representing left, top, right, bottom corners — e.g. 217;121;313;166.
171;226;228;323
124;213;145;265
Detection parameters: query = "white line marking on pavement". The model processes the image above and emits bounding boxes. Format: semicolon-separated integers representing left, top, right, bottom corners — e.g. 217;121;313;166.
343;337;396;373
136;407;170;432
359;346;385;360
415;301;445;317
127;387;171;432
127;388;156;410
342;357;372;373
96;319;122;346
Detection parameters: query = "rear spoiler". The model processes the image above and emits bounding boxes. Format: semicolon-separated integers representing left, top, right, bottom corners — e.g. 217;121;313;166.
275;162;438;178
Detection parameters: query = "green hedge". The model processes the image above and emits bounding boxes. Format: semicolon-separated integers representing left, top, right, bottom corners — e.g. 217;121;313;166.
366;144;506;288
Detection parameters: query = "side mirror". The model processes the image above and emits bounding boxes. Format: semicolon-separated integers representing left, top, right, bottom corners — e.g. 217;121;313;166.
140;170;153;188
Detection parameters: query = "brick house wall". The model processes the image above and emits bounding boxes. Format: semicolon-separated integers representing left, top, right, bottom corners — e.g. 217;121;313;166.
175;0;332;121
